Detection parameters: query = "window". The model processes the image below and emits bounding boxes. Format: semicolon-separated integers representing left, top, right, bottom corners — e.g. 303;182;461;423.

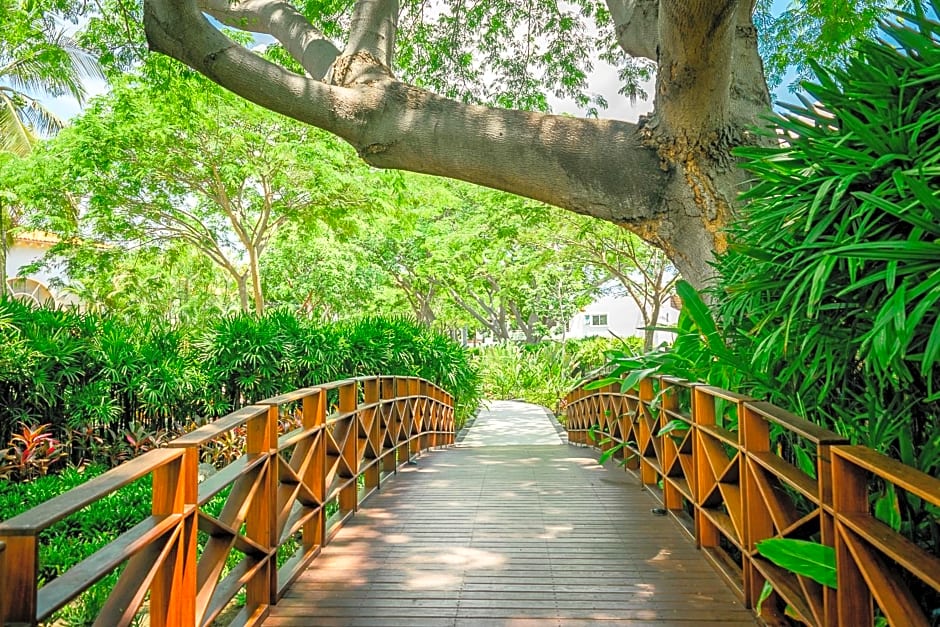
7;277;55;307
590;314;608;326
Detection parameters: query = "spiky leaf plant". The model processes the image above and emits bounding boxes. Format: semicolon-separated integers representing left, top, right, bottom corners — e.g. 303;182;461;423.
720;2;940;478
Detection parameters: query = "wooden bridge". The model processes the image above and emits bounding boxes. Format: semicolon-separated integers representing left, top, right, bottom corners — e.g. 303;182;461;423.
0;375;938;626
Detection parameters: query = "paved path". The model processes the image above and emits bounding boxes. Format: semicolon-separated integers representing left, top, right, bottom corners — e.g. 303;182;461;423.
457;400;566;447
265;401;756;626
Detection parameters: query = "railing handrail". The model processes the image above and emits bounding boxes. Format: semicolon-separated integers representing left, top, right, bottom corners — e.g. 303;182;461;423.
0;375;456;627
564;374;940;627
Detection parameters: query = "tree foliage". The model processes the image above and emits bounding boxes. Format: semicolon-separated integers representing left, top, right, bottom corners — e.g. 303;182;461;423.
0;2;102;156
755;0;920;89
15;59;383;313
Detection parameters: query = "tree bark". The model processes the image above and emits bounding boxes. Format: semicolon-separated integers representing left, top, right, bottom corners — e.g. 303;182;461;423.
143;0;773;290
248;245;264;315
644;299;661;351
235;273;250;313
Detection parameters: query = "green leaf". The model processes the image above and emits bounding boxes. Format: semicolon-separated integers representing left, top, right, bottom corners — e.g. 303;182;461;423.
620;367;660;393
656;419;690;438
584;376;621;391
756;539;837;589
756;580;774;615
598;443;622;465
874;485;902;532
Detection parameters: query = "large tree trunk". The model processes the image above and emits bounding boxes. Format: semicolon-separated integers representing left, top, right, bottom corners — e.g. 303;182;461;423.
143;0;772;288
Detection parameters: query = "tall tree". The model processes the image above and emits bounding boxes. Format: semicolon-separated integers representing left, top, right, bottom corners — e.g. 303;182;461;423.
32;63;377;313
133;0;911;290
46;239;238;324
433;211;601;343
366;183;602;342
261;223;383;317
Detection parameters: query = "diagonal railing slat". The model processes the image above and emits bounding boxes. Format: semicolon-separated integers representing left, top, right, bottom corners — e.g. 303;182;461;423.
0;375;454;627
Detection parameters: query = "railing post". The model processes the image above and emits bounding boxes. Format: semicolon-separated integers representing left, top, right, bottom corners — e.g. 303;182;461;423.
0;531;36;625
740;403;773;611
381;378;399;474
338;380;360;514
831;448;873;626
570;387;583;445
446;389;455;444
363;378;381;493
659;379;683;511
817;440;839;626
638;378;658;486
0;541;4;627
408;378;421;460
691;387;718;551
0;542;7;627
150;448;198;627
245;405;278;617
418;379;431;450
303;388;327;549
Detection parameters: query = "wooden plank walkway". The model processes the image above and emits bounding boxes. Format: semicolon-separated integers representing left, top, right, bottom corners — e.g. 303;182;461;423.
266;405;757;627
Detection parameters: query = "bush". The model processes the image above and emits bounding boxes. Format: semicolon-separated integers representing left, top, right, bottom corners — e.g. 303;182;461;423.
0;302;482;442
475;336;641;410
717;4;940;475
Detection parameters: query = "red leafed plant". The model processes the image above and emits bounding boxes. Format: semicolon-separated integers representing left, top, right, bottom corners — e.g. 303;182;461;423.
1;423;67;481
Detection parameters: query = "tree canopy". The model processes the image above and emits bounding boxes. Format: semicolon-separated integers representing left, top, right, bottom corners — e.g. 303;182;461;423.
16;59;388;313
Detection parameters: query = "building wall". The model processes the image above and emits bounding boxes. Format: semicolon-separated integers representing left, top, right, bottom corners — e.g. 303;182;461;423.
5;238;78;307
565;290;679;347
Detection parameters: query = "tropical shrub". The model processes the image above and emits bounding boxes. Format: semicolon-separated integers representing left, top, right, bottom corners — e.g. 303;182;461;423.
0;422;67;481
0;298;204;441
605;0;940;482
475;336;642;410
0;300;482;442
719;2;940;476
198;313;481;428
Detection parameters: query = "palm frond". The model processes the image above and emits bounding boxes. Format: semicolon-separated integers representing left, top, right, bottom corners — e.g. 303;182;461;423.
0;93;36;157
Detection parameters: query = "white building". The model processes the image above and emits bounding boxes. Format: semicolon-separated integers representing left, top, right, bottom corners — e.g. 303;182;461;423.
565;284;679;347
4;231;78;307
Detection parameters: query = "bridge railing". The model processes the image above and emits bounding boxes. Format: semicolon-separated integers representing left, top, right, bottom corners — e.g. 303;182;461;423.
565;375;940;627
0;375;454;627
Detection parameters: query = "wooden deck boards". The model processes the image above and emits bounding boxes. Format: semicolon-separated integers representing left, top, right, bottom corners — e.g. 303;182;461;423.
265;445;756;626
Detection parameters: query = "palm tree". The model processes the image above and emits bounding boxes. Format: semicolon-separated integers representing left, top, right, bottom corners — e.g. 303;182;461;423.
1;20;103;156
0;13;102;288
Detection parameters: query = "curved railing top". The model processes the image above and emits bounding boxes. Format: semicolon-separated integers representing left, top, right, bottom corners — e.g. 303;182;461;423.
0;375;455;627
565;374;940;627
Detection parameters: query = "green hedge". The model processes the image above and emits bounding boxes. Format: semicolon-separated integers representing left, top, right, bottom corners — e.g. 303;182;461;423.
0;299;482;444
474;336;643;410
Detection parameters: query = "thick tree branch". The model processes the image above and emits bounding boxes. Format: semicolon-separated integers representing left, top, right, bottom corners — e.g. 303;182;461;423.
199;0;340;79
338;0;398;80
607;0;658;61
143;0;666;228
145;0;359;134
656;0;738;138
